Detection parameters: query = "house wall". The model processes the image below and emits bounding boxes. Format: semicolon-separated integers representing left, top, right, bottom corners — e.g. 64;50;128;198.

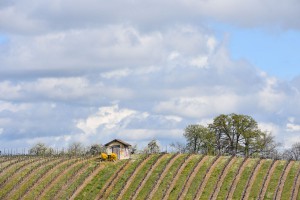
106;142;131;160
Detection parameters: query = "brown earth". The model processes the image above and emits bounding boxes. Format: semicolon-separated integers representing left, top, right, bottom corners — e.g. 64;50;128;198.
147;154;181;200
210;157;236;200
194;156;222;199
258;160;279;200
178;155;209;200
116;156;152;200
242;159;264;200
162;155;194;200
69;163;104;200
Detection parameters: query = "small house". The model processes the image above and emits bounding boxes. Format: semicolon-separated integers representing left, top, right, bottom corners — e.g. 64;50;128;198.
105;139;131;160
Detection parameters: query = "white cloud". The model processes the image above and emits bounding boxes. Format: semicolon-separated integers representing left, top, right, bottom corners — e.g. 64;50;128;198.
258;122;281;136
154;95;240;118
286;123;300;132
0;0;300;149
0;101;29;112
76;105;137;135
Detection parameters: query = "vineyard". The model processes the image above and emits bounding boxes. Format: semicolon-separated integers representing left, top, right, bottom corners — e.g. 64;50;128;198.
0;154;299;200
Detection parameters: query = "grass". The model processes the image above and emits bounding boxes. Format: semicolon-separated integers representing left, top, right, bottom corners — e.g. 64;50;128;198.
0;155;299;199
121;154;161;200
232;158;259;199
199;156;230;199
184;156;215;200
0;158;19;170
57;160;99;199
0;158;38;185
0;158;46;199
75;160;125;200
42;160;86;200
264;160;287;199
152;154;188;199
23;158;79;200
168;154;202;200
105;157;146;199
133;154;173;200
281;161;300;200
7;158;63;200
217;157;244;199
248;159;273;199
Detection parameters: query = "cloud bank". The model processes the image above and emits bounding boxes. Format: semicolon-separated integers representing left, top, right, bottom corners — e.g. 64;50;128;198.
0;0;299;149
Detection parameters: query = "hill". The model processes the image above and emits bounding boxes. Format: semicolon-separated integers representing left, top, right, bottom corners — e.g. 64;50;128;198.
0;154;299;200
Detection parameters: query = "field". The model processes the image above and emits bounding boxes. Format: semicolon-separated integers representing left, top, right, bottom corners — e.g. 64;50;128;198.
0;154;299;200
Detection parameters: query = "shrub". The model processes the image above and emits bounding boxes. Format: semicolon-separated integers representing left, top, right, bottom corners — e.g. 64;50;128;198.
101;153;108;160
111;153;117;161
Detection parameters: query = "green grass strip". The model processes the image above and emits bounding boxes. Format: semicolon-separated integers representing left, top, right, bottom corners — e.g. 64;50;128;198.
106;155;148;200
184;156;214;200
151;154;186;200
134;154;174;200
0;158;38;185
248;159;273;199
217;157;244;199
199;156;230;199
23;158;78;200
57;160;99;199
121;154;161;200
0;158;46;199
168;154;202;200
7;158;63;200
264;160;286;199
0;158;20;171
75;160;126;200
42;161;86;200
232;158;258;199
281;161;299;200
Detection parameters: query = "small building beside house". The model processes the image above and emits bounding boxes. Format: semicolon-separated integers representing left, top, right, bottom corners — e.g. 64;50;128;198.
105;139;131;160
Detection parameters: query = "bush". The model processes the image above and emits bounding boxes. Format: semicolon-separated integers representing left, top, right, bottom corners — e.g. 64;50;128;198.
101;153;108;160
111;153;117;161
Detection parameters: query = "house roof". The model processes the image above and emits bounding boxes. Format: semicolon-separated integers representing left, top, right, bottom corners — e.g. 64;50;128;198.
104;139;132;147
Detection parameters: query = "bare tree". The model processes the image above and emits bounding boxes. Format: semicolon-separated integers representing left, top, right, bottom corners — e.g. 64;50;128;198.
68;142;84;156
29;143;48;156
147;139;160;154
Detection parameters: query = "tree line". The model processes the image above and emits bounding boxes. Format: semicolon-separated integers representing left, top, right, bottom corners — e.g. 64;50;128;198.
174;113;300;160
12;113;300;160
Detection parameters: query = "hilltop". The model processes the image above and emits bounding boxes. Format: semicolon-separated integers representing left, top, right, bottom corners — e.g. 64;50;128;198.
0;154;299;200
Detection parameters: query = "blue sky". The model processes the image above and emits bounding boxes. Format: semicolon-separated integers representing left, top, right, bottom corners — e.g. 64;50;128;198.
227;28;300;79
0;0;300;150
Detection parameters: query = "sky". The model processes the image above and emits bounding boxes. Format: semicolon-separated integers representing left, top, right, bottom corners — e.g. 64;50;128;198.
0;0;300;151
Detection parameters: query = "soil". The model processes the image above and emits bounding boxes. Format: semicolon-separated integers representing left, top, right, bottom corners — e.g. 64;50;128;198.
178;155;209;200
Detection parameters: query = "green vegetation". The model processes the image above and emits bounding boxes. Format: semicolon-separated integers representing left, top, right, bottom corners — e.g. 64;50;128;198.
75;160;125;200
264;160;286;199
199;156;230;199
152;154;187;199
217;157;244;199
134;154;172;200
0;154;299;199
281;162;300;200
106;155;148;199
249;159;273;199
121;154;160;200
185;156;215;200
23;158;79;200
7;158;63;200
232;158;259;199
57;160;98;199
168;154;201;199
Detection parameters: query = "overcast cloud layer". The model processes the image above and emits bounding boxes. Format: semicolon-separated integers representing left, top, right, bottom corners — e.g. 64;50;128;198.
0;0;300;150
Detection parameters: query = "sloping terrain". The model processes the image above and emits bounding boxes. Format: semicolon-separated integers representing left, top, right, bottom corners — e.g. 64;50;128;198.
0;154;299;200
